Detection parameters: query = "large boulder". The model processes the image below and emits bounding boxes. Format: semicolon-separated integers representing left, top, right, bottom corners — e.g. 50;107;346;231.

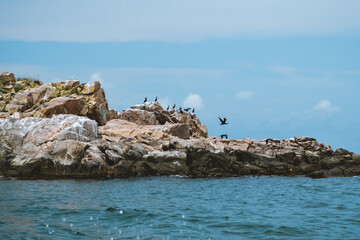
119;102;208;137
0;115;98;177
38;97;87;118
118;109;159;125
11;84;57;111
82;81;100;95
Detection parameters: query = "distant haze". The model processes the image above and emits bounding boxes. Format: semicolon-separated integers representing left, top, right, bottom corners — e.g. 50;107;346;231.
0;0;359;152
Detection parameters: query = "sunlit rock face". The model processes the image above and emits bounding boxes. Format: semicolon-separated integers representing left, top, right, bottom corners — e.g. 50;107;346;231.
0;113;359;179
0;72;359;179
118;101;208;138
0;72;115;126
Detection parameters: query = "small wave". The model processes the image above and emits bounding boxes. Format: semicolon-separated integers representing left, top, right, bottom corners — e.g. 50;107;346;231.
105;207;118;212
169;175;189;178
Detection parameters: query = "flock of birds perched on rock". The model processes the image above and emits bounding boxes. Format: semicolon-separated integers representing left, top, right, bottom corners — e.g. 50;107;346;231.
144;96;195;114
144;96;228;139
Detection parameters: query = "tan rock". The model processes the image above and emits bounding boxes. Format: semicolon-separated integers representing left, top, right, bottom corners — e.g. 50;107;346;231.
0;72;16;86
118;109;159;125
0;112;11;118
5;104;25;113
84;88;108;125
50;140;88;165
168;123;190;139
106;109;119;121
13;84;57;111
11;112;22;119
82;81;100;95
99;119;192;140
131;102;163;111
39;97;86;118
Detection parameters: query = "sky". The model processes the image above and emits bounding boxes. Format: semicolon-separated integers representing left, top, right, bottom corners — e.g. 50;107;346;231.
0;0;360;152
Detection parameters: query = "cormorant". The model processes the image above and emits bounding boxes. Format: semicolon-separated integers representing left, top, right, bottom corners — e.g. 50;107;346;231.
167;105;169;111
221;134;228;139
179;106;182;111
184;107;191;112
192;108;195;113
218;117;228;125
155;96;158;102
144;97;147;103
172;104;176;110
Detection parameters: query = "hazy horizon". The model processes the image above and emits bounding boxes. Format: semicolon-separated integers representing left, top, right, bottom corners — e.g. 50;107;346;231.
1;0;359;152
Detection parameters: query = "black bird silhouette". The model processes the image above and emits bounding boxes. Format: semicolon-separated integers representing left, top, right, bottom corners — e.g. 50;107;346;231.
155;96;158;102
218;117;228;125
179;106;182;111
221;134;228;139
172;104;176;109
167;105;169;111
192;108;195;113
184;107;191;112
144;97;147;103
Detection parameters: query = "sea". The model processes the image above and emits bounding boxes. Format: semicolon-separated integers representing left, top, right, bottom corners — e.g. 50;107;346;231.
0;176;359;239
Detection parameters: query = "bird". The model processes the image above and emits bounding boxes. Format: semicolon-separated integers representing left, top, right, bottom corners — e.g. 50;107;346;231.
155;96;158;102
221;134;228;139
167;105;169;111
179;106;182;111
172;104;176;110
192;108;195;113
184;107;191;112
218;117;228;125
144;97;147;103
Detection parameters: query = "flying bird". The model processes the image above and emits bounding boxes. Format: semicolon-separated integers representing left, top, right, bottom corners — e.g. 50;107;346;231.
192;108;195;113
184;107;191;112
144;97;147;103
218;117;228;125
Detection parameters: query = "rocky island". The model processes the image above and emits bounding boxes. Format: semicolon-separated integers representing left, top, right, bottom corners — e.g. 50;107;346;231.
0;72;359;179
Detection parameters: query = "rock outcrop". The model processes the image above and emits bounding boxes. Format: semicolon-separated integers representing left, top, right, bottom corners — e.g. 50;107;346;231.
117;102;208;138
0;72;359;179
0;114;359;179
0;73;115;126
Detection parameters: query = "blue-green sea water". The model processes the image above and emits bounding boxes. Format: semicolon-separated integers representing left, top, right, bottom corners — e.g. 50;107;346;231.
0;176;359;239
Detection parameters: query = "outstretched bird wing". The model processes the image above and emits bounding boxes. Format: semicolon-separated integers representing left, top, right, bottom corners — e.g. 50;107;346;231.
224;118;227;123
218;117;223;123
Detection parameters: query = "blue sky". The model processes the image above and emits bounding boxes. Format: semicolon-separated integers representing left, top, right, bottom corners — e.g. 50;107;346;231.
1;0;360;152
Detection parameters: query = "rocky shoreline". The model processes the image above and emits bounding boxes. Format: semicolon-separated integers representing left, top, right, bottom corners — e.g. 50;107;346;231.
1;72;359;179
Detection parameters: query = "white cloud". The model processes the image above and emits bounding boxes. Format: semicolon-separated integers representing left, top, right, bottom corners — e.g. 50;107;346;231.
313;100;338;112
268;65;296;75
236;90;254;100
0;0;359;42
91;72;103;83
183;94;203;109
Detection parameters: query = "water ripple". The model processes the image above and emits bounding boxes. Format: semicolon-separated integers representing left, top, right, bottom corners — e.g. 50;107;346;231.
0;176;359;239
